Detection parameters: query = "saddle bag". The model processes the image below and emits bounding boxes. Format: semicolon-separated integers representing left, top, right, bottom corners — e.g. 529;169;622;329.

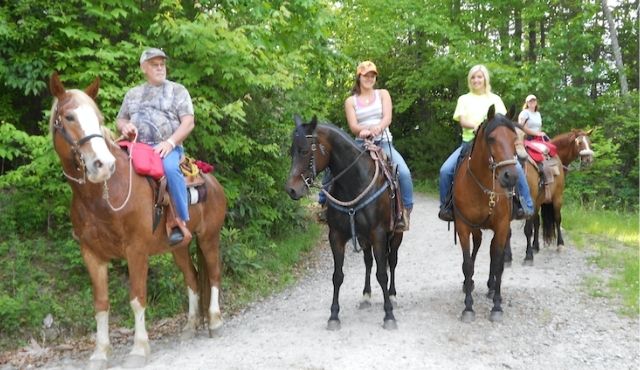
118;141;165;180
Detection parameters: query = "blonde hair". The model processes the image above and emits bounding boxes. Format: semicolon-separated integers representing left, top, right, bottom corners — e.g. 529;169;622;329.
467;64;491;94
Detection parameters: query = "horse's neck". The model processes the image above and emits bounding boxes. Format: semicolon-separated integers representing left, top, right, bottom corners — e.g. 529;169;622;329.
324;135;374;195
553;136;577;166
463;140;495;191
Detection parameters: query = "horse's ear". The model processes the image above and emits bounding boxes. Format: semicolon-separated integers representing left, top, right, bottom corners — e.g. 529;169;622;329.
586;128;594;136
294;114;303;127
310;115;318;130
487;104;496;121
85;76;100;100
507;104;516;120
50;72;65;99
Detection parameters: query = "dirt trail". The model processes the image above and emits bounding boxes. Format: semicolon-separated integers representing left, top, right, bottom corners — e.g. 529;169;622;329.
42;193;638;370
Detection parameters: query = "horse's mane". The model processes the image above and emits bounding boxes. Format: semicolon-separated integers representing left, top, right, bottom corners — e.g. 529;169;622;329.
550;131;577;146
49;89;117;145
316;123;365;152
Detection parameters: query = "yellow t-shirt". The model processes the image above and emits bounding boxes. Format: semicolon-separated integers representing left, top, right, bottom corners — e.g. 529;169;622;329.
453;92;507;142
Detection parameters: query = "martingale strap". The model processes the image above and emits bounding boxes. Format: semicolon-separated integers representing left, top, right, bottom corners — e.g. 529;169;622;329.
327;182;389;253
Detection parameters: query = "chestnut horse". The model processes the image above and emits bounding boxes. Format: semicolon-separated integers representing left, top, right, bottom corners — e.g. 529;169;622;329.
285;116;403;330
452;106;518;323
507;129;594;264
49;73;226;369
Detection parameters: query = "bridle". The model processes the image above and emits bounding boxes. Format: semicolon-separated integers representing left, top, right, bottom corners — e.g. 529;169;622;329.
456;121;517;227
52;104;105;184
52;102;133;212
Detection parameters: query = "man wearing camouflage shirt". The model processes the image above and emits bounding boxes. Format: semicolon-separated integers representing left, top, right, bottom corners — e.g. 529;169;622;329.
117;48;194;246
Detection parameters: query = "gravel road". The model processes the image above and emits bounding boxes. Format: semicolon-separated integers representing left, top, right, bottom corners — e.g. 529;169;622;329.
43;193;638;370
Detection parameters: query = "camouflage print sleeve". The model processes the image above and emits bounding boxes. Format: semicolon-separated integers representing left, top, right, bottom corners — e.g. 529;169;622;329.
174;83;194;118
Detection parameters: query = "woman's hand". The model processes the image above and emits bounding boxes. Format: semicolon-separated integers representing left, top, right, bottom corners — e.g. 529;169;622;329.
154;141;174;158
358;128;373;139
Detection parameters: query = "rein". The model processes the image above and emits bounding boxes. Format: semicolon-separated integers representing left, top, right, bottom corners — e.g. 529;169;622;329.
301;133;390;252
456;129;516;228
53;105;134;212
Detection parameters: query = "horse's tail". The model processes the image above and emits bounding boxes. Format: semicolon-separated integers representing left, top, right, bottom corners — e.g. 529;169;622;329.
196;239;212;327
541;203;557;245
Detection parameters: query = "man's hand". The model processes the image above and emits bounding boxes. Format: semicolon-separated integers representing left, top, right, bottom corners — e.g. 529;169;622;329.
154;141;174;158
119;122;138;139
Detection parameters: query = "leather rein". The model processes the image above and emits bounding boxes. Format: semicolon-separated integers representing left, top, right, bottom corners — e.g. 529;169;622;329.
52;104;133;212
300;134;391;252
454;128;517;229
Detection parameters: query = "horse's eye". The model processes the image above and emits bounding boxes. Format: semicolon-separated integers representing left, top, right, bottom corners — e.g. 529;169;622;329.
65;114;75;121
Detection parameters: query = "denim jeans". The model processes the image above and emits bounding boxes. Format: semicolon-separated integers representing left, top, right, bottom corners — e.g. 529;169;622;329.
439;144;533;213
319;141;414;210
159;146;190;221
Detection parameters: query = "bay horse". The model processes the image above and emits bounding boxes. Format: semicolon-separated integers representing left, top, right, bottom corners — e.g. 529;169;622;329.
507;129;594;264
524;129;594;264
49;73;226;369
452;105;518;323
285;116;403;330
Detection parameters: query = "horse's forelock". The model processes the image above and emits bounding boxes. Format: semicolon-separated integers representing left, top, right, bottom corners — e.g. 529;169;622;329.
484;113;516;140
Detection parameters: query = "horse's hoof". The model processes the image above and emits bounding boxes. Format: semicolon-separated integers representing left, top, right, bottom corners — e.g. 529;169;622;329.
383;319;398;330
121;354;147;368
523;258;534;267
209;314;223;332
358;300;372;309
486;289;495;299
557;244;564;252
504;260;512;268
390;295;398;308
489;310;503;322
460;310;475;323
87;359;108;370
327;320;341;331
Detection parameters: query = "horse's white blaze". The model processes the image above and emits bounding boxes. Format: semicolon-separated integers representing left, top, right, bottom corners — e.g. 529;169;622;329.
89;311;110;361
578;136;594;156
130;298;150;357
188;287;199;318
75;104;115;169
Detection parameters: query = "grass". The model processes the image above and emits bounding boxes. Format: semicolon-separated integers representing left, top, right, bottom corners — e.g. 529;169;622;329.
562;204;639;316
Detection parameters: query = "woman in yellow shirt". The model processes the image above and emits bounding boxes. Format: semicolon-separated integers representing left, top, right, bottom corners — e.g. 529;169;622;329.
438;64;534;221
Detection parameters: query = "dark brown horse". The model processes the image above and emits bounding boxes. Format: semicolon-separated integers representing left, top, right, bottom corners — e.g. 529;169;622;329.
285;116;402;330
507;129;594;264
452;106;518;323
49;73;226;369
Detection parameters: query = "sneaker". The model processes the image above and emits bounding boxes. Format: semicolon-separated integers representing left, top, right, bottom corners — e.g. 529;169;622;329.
438;207;454;222
168;227;184;246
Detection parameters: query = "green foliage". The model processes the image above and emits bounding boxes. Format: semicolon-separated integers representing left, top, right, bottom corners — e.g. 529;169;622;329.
562;204;639;316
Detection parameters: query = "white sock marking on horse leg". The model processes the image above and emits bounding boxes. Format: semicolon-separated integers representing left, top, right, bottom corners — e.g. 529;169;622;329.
89;311;111;361
209;286;222;329
185;287;199;330
129;298;150;357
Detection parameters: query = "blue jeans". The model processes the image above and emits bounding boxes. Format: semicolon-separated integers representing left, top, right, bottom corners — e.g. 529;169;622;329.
439;144;533;213
318;141;414;209
160;146;190;221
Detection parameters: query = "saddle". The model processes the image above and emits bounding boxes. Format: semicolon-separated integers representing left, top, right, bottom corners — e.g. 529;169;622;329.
118;141;214;241
362;141;403;231
522;137;562;202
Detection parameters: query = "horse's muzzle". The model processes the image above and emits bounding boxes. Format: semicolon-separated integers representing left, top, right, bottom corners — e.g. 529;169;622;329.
498;166;519;189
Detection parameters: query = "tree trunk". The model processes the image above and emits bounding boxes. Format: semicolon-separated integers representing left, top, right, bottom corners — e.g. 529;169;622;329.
601;0;629;95
528;21;537;63
514;6;523;63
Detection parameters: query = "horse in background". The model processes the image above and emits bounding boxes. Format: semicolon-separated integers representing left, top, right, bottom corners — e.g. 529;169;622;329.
507;129;594;264
451;105;518;322
285;115;403;330
49;73;226;369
